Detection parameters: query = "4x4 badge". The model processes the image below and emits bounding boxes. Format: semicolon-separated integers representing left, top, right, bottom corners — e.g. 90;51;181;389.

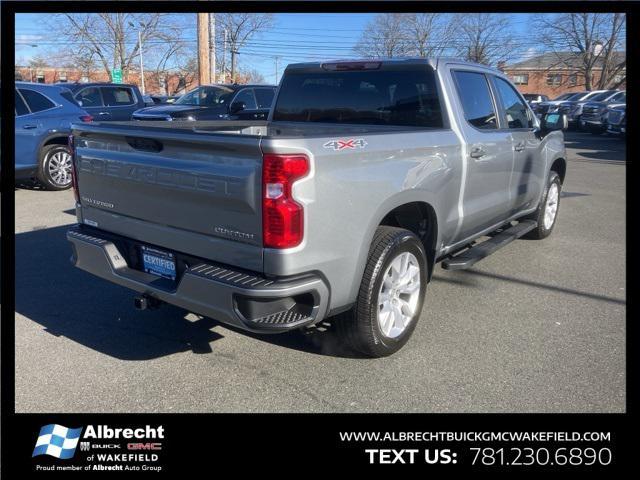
323;138;367;150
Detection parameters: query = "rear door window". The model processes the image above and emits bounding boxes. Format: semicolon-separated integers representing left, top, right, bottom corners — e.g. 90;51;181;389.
18;88;56;113
232;89;258;110
492;76;532;129
452;71;498;130
273;67;443;128
101;87;135;106
254;88;275;109
76;87;103;107
15;90;30;116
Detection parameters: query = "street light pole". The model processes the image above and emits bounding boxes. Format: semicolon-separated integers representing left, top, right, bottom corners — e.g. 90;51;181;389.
138;29;145;94
130;21;146;94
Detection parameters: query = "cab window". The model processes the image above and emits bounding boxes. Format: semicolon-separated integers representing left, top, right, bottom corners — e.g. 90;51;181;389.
76;87;103;107
452;71;497;130
492;77;532;129
255;88;275;109
232;89;257;110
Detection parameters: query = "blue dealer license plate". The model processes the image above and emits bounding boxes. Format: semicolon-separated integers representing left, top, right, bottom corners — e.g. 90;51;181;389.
141;246;176;280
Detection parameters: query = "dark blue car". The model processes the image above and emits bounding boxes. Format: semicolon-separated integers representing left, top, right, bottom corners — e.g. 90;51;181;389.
15;82;92;190
57;82;147;121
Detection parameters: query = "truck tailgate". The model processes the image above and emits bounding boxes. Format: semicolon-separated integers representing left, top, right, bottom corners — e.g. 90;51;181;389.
72;123;264;271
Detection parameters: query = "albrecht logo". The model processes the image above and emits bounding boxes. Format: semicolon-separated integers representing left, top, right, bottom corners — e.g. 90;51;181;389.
32;425;83;459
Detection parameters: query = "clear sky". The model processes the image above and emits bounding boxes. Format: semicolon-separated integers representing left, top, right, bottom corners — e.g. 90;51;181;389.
16;12;542;84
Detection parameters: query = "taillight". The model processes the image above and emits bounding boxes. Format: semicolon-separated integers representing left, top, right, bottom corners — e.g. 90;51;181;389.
262;153;310;249
80;115;93;123
68;134;80;203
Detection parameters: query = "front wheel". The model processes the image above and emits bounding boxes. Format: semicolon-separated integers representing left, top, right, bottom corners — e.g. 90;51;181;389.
524;171;562;240
36;144;73;191
335;226;428;357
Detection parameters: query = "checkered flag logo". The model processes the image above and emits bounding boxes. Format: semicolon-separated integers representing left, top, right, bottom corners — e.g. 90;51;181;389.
32;424;83;459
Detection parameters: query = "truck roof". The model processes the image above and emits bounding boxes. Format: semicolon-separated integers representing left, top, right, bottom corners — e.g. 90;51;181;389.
284;57;502;74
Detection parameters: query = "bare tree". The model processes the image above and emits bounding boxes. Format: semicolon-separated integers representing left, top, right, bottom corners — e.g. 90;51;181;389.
148;38;188;94
238;68;266;84
453;14;518;66
28;55;48;69
354;14;410;58
535;13;626;90
216;13;275;82
171;57;198;95
52;13;183;83
404;13;456;57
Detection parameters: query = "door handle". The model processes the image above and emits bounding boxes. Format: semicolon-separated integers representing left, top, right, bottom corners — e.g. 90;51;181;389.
98;112;110;116
469;146;486;158
22;124;37;129
514;142;526;152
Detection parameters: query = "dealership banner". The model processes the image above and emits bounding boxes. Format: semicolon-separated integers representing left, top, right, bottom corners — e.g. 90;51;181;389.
4;413;629;475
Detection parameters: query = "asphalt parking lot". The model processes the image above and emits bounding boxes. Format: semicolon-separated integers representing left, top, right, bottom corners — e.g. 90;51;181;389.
14;131;626;413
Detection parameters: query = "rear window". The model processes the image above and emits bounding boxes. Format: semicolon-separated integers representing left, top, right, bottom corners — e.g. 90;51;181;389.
273;67;443;128
15;90;30;116
18;88;56;113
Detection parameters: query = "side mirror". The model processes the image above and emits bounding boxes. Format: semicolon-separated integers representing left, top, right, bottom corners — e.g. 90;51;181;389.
76;99;83;107
541;112;568;133
229;101;246;115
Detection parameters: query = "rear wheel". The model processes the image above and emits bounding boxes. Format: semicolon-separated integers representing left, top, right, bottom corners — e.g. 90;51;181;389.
336;226;428;357
524;171;561;240
37;144;73;191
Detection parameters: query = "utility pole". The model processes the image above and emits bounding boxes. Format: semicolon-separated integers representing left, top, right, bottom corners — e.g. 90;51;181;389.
209;13;216;84
197;12;211;85
274;56;280;84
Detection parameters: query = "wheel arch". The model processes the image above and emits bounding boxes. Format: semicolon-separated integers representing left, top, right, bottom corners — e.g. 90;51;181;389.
550;157;567;184
40;134;71;151
378;201;439;282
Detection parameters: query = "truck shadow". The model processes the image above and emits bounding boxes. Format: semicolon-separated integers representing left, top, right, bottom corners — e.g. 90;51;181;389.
15;225;357;360
563;132;626;163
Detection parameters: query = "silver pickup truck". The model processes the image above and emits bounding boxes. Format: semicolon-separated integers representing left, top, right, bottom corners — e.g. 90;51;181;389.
67;58;567;357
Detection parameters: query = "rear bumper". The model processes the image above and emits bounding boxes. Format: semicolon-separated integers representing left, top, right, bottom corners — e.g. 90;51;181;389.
67;226;330;333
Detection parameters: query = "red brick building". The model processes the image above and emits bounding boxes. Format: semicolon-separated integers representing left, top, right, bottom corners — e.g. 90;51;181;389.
15;65;260;95
502;52;626;98
15;66;197;96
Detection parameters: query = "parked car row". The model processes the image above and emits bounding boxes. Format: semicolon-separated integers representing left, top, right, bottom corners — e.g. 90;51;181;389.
14;81;278;190
131;84;276;121
526;89;625;136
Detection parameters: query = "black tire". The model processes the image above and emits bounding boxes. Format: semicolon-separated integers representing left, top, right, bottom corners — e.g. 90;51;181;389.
523;171;562;240
36;144;73;191
335;226;428;357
